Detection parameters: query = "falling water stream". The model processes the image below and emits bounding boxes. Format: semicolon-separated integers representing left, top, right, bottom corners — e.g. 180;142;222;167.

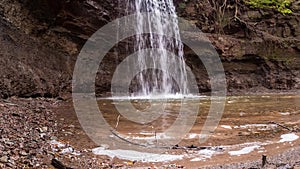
124;0;188;97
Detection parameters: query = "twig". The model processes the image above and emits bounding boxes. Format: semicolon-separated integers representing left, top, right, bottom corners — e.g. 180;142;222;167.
269;121;294;132
154;130;157;145
110;129;169;148
172;144;223;151
115;115;120;129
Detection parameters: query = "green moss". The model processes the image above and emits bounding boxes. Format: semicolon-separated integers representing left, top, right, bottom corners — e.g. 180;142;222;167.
257;41;296;65
244;0;293;14
179;3;186;9
261;50;296;65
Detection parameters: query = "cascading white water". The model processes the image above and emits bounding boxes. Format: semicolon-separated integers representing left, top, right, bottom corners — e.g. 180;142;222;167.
125;0;188;97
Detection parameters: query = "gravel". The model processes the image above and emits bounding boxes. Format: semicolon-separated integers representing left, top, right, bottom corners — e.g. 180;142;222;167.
0;97;116;169
0;97;57;168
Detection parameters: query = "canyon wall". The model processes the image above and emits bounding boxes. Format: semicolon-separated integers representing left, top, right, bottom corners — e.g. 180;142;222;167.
0;0;299;97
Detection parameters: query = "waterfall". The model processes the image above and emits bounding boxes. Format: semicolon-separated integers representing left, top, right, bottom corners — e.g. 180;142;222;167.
124;0;188;97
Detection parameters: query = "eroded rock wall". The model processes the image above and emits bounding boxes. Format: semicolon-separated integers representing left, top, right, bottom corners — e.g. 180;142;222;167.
0;0;299;97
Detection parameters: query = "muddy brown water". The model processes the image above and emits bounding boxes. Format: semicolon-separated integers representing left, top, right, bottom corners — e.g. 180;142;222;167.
98;95;300;145
56;94;300;167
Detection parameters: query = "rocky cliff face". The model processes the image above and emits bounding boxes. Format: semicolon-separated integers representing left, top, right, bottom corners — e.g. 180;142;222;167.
0;18;71;98
0;0;299;97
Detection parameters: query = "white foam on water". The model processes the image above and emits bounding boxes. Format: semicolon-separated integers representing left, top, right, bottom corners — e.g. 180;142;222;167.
92;148;183;162
195;149;215;160
228;145;260;156
279;112;290;116
278;133;299;143
227;100;235;104
101;94;206;100
234;124;277;131
220;125;232;129
239;124;277;128
125;133;172;140
190;157;204;162
92;132;298;163
187;133;199;139
122;132;203;140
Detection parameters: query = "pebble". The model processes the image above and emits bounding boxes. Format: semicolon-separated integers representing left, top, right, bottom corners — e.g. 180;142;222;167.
19;151;28;156
0;156;8;163
50;136;58;140
41;126;48;132
5;141;14;146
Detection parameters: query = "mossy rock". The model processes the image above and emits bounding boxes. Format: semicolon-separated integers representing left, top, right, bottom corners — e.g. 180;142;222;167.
247;11;262;20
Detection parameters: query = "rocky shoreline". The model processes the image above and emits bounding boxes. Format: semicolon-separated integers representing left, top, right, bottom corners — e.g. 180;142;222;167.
0;97;115;169
0;96;299;168
0;97;56;168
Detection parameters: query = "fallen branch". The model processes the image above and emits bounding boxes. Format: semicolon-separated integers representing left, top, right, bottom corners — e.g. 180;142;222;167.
172;144;223;151
110;129;223;151
269;121;296;132
110;129;169;148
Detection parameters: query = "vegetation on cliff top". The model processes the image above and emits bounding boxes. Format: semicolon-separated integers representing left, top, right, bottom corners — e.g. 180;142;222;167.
180;0;293;15
245;0;293;14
